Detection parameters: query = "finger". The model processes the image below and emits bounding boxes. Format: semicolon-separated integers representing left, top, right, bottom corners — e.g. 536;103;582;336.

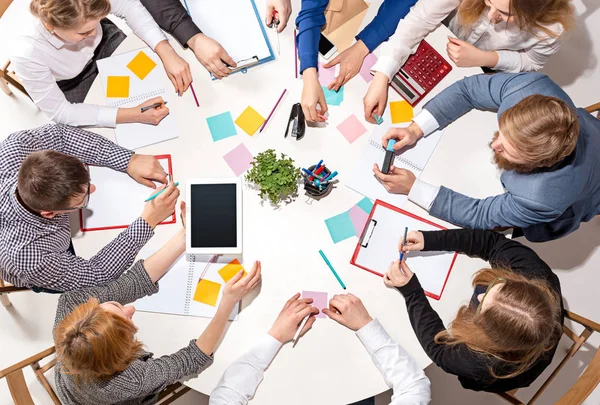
329;297;346;312
215;60;231;77
322;308;343;323
383;273;393;288
447;36;464;45
328;73;344;92
285;293;301;309
364;101;376;124
221;51;237;68
227;269;246;286
277;11;289;32
138;178;155;188
265;5;274;26
300;315;316;335
323;54;341;69
318;98;329;118
145;96;163;106
394;137;414;151
290;298;313;310
209;63;224;79
297;306;313;320
401;261;414;276
372;164;394;182
167;73;180;95
305;104;318;123
182;67;192;92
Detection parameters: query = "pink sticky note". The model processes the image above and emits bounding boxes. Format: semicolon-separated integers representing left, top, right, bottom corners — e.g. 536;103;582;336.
302;290;328;319
318;63;336;87
349;205;370;236
336;114;367;143
359;53;378;83
223;144;254;176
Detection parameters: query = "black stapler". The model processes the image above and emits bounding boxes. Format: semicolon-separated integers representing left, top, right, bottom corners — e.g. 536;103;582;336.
284;103;306;140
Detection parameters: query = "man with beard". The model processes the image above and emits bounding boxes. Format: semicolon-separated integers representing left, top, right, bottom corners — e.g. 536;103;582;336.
372;73;600;242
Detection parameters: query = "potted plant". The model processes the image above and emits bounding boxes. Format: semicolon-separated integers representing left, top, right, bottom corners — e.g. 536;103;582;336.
245;149;301;206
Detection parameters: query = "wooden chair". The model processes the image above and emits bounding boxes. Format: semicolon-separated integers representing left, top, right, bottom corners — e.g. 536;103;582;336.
0;278;29;308
0;0;29;97
496;310;600;405
0;346;192;404
584;102;600;119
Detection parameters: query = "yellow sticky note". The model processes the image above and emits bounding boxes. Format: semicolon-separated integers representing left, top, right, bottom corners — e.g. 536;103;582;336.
235;106;265;136
218;259;247;283
106;76;130;98
389;100;414;124
193;279;221;306
127;51;157;80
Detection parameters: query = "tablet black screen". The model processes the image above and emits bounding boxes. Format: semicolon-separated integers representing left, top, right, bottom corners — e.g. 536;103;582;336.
190;184;237;248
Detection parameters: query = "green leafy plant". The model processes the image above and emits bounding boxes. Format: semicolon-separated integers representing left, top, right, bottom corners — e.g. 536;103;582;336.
245;149;301;206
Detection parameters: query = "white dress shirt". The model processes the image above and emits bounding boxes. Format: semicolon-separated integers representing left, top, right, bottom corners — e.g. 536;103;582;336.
372;0;563;77
209;319;431;405
10;0;167;128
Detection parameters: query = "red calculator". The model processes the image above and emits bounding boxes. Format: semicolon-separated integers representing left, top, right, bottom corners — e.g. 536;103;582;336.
389;40;452;106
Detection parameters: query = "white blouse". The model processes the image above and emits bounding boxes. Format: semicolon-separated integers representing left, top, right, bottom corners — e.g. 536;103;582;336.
10;0;167;128
373;0;564;79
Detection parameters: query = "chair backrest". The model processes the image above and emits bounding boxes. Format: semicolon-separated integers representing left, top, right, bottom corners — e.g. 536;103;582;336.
0;346;61;405
496;310;600;405
585;102;600;119
0;278;30;307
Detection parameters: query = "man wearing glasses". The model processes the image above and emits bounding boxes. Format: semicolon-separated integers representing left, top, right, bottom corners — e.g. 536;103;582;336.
0;124;179;293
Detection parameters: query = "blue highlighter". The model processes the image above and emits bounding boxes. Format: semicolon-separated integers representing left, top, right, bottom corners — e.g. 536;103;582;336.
381;139;396;174
374;114;384;125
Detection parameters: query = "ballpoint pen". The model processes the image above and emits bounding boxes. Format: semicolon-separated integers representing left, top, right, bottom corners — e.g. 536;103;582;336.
292;314;310;348
140;101;168;113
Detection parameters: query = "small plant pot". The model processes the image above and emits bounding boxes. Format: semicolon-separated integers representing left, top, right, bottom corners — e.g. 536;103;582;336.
304;165;333;198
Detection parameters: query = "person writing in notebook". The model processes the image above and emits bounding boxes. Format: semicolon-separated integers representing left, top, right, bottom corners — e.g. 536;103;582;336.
53;204;263;404
387;229;563;393
363;0;574;121
0;124;178;293
296;0;417;123
141;0;292;79
372;73;600;242
9;0;190;127
209;293;431;404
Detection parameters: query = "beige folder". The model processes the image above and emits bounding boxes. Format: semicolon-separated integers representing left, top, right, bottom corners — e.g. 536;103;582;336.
323;0;370;53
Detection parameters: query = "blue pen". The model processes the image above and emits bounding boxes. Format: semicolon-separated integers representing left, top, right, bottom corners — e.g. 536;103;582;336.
302;168;323;179
399;226;409;262
322;171;338;181
144;182;180;202
319;250;346;289
314;159;323;171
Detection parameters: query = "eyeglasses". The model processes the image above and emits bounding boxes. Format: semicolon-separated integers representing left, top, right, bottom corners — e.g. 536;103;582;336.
59;164;91;211
475;277;506;316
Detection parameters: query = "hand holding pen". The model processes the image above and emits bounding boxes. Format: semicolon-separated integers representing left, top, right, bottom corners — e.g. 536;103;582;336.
399;231;425;253
134;97;170;126
267;293;318;346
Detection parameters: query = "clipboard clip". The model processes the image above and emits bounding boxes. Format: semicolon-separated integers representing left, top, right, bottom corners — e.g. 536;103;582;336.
359;219;377;248
228;56;260;74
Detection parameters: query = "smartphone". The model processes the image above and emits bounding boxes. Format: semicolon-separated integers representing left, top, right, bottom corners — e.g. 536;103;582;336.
319;33;337;60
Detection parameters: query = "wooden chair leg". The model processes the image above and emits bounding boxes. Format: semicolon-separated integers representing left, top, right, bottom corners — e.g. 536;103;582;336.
0;76;12;95
0;293;11;307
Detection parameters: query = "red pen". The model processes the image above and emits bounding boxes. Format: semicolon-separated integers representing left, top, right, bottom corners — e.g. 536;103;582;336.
310;165;325;181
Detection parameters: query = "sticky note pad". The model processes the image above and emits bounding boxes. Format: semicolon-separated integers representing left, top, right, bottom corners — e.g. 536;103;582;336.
302;290;327;318
349;204;370;236
337;114;366;144
235;106;265;136
207;112;237;141
106;76;130;98
389;100;414;124
318;63;336;87
325;211;356;243
223;144;254;176
357;197;374;214
193;279;221;306
218;259;247;283
322;86;344;106
127;51;157;80
359;53;378;83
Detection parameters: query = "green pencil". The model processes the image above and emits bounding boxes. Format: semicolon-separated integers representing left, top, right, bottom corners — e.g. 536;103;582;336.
318;249;346;289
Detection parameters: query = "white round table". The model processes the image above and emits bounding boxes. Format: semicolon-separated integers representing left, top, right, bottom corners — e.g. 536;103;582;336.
78;11;504;404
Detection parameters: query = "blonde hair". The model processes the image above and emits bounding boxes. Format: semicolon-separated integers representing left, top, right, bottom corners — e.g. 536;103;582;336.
435;268;562;379
499;94;579;168
30;0;111;29
54;298;143;383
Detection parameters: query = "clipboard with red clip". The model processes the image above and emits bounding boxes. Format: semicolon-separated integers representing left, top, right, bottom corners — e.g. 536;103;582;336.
79;154;176;232
350;200;457;300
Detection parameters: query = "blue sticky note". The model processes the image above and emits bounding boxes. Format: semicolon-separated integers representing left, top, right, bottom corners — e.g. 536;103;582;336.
207;112;237;141
357;197;374;214
322;86;344;106
325;211;356;243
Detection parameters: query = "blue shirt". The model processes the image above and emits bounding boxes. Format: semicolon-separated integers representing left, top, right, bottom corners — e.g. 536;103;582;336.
295;0;416;73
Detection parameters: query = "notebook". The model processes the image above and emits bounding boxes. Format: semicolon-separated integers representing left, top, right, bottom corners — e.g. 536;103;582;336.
351;200;457;300
183;0;275;76
134;253;242;320
96;48;179;150
80;155;175;232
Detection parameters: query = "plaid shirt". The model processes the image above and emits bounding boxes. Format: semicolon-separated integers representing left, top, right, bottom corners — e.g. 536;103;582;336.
0;124;154;291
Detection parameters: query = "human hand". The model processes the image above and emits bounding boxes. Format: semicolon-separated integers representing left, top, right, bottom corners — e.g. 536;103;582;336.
363;72;389;123
265;0;291;32
127;154;168;188
384;260;414;288
179;200;186;228
188;33;237;79
134;97;170;125
324;40;369;92
155;41;192;94
382;124;424;151
221;261;262;307
446;37;498;68
140;181;179;229
399;231;424;252
322;294;373;331
373;164;416;193
301;69;328;123
268;293;318;343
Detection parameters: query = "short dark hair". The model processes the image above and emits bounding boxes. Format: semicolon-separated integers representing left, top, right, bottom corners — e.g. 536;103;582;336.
17;151;89;211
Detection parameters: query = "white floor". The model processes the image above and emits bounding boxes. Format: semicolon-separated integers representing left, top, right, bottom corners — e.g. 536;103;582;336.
1;0;600;404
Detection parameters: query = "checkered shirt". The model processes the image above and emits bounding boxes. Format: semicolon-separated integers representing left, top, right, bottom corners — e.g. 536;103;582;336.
0;124;154;291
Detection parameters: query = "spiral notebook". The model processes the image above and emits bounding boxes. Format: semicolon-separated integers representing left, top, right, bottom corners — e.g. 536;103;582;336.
96;48;179;150
135;252;241;320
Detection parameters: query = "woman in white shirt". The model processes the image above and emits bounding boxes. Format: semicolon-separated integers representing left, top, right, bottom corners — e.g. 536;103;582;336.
10;0;192;127
363;0;574;123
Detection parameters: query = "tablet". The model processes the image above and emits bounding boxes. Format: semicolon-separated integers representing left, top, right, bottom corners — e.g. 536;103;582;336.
186;178;242;254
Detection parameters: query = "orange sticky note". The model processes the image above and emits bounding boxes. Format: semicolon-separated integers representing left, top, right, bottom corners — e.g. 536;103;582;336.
127;51;157;80
235;106;265;136
218;259;247;283
389;100;414;124
193;279;221;306
106;76;130;98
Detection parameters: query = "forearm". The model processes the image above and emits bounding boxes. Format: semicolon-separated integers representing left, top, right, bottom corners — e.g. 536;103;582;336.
144;229;185;282
196;301;237;355
296;0;328;72
111;0;167;50
140;0;201;47
357;0;416;52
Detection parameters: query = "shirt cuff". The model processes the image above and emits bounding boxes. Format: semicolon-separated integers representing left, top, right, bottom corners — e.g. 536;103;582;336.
171;19;202;48
129;217;155;247
97;106;118;128
408;179;439;211
356;319;391;353
372;55;400;82
253;334;284;368
493;50;520;73
145;28;169;51
412;109;440;137
397;274;423;298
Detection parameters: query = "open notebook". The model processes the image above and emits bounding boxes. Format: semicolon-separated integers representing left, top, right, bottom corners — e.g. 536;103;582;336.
134;253;244;320
96;48;179;150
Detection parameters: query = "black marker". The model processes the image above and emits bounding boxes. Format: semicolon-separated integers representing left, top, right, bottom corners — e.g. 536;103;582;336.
381;139;397;174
